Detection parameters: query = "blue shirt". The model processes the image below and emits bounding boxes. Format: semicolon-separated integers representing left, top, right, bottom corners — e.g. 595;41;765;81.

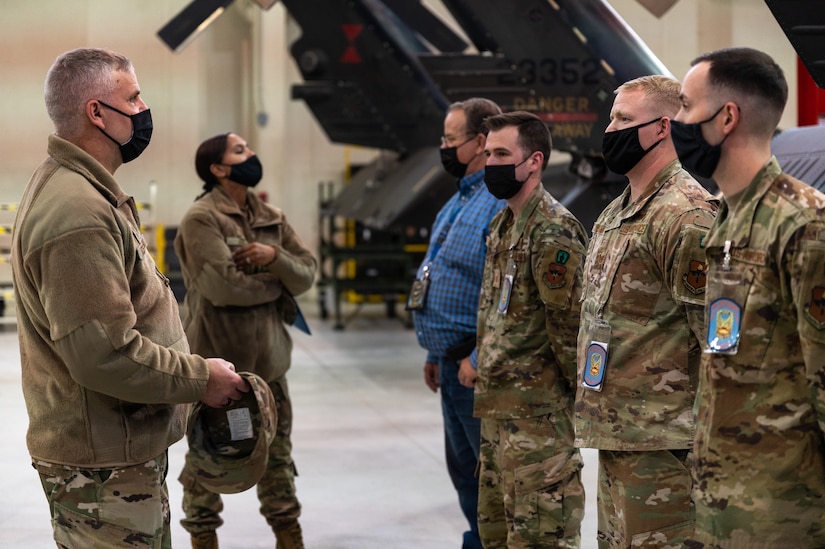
413;169;506;366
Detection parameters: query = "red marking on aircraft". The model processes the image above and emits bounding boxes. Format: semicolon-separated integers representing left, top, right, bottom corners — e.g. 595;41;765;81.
341;24;363;64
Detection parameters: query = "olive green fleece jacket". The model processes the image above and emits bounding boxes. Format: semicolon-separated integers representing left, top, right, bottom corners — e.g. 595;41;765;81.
174;186;317;383
12;135;210;468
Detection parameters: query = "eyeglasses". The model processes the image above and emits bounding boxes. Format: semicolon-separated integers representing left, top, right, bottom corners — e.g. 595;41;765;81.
440;133;475;147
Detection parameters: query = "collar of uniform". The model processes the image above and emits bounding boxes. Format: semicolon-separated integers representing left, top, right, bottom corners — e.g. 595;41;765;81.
209;185;283;226
604;158;681;230
47;133;128;210
509;181;544;239
634;158;681;207
457;168;485;198
211;184;246;216
706;156;782;250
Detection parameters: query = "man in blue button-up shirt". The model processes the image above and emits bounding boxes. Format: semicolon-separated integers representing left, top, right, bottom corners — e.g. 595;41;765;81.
412;98;505;549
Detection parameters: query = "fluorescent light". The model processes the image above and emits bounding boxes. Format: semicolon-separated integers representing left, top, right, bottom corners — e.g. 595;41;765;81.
157;0;235;52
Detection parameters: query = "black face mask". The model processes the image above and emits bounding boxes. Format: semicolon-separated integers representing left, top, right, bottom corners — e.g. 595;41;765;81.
226;155;263;187
671;105;729;179
601;118;663;175
484;155;532;200
97;100;153;163
439;136;475;178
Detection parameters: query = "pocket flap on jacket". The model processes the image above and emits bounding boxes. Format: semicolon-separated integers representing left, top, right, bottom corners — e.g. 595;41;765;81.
514;450;583;495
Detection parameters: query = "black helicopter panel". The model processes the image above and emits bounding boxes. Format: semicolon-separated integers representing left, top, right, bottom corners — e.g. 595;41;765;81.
423;0;672;159
157;0;670;231
765;0;825;88
282;0;449;154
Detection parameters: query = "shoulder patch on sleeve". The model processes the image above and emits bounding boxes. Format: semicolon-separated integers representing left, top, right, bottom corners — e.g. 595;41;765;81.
804;286;825;329
682;259;708;294
537;242;582;310
543;250;571;289
673;225;709;305
793;232;825;343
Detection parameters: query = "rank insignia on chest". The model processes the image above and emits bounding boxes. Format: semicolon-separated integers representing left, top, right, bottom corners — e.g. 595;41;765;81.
683;260;707;294
804;286;825;329
136;233;148;259
544;250;570;289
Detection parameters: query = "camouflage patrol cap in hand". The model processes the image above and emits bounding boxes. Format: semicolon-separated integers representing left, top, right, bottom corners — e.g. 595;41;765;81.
185;371;277;494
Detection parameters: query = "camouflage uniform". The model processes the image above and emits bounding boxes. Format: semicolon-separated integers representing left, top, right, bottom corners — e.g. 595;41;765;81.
574;160;716;548
690;157;825;549
180;378;296;531
34;453;171;548
475;183;588;548
182;371;278;495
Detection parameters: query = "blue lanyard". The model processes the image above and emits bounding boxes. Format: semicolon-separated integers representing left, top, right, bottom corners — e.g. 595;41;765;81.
427;196;465;261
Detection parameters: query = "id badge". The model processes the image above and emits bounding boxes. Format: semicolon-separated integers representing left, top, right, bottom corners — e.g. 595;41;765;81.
582;318;611;391
497;257;517;315
704;241;748;355
226;236;247;250
406;265;430;311
705;269;744;354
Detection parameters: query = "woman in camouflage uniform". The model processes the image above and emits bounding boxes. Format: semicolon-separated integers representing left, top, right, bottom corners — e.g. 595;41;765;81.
175;133;317;549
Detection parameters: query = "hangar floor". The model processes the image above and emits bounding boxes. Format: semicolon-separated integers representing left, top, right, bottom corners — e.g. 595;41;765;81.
0;305;598;549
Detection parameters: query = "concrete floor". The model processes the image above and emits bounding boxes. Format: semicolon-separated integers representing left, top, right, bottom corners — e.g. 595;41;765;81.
0;306;598;549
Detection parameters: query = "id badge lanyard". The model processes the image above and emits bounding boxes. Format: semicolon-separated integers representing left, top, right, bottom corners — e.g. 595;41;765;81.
581;234;620;392
705;240;745;355
407;196;466;311
406;264;430;311
496;247;518;315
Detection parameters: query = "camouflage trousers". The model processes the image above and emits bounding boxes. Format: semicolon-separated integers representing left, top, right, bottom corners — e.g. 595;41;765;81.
180;378;301;535
478;412;584;548
596;449;694;549
34;451;171;548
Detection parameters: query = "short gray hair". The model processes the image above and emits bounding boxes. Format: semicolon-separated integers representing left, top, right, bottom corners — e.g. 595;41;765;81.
44;48;133;138
447;97;501;136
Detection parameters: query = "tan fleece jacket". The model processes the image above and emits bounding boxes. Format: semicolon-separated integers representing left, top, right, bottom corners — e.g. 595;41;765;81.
174;186;316;383
12;135;210;468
